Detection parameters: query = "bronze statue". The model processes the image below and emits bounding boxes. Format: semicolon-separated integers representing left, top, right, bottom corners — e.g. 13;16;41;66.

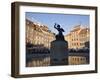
54;23;65;36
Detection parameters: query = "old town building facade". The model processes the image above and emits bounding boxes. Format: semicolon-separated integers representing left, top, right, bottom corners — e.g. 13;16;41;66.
26;19;55;50
65;25;90;49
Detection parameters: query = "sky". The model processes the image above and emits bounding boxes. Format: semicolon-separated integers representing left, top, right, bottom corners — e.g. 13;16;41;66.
26;12;89;35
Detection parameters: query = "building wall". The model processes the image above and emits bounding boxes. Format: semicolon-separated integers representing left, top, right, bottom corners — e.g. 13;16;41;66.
65;25;90;49
26;19;55;49
79;28;90;49
68;56;87;65
26;58;50;67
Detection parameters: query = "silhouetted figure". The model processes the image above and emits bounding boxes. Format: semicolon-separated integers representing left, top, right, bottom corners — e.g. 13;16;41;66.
50;23;68;66
54;23;65;36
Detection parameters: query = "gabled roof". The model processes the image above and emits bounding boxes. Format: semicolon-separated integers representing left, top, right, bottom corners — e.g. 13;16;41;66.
70;25;81;32
79;28;90;34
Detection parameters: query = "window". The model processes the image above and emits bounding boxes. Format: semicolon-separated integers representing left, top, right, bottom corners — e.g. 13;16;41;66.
80;58;83;61
74;43;76;46
77;58;79;62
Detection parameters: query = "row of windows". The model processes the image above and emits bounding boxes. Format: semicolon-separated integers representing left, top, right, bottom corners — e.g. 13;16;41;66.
80;38;89;42
72;39;78;41
26;57;50;67
71;57;86;61
69;43;85;46
80;43;84;46
71;43;79;46
26;34;54;43
26;38;50;47
71;38;89;41
66;34;89;41
26;26;54;39
69;57;87;65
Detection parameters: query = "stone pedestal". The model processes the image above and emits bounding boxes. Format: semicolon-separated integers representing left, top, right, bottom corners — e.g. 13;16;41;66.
50;35;68;66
